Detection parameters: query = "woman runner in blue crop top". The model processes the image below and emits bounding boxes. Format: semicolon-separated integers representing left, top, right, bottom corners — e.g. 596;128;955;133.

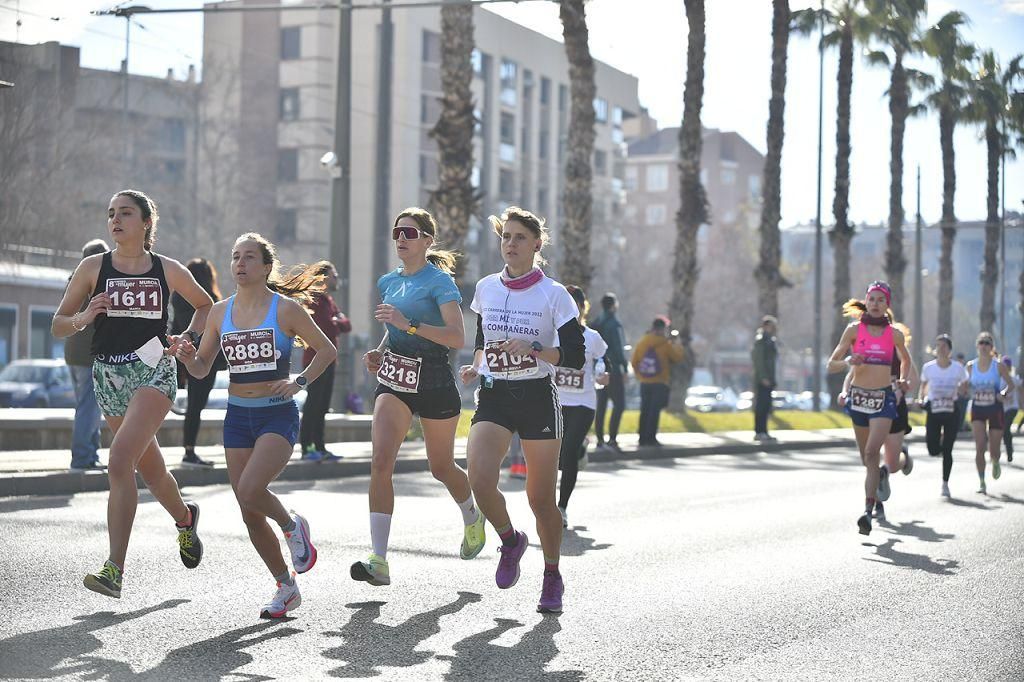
52;190;214;600
175;232;336;619
965;331;1015;494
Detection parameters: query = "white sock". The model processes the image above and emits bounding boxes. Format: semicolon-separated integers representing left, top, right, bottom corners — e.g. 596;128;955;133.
456;495;479;525
370;512;392;559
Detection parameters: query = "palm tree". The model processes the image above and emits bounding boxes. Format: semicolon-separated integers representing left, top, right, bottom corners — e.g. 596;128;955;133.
863;0;931;322
669;0;710;403
428;3;478;286
922;11;975;337
558;0;596;289
794;1;873;401
963;50;1020;333
754;0;792;318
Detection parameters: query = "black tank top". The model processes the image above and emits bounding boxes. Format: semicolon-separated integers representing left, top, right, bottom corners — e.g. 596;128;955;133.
91;251;171;356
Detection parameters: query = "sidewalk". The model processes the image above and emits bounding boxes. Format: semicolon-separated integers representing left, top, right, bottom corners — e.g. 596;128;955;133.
0;428;930;497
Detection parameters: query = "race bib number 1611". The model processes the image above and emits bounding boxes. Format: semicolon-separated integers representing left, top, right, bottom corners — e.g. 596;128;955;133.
105;278;162;319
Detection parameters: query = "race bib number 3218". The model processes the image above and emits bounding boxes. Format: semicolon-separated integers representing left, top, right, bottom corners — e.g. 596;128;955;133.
105;278;162;319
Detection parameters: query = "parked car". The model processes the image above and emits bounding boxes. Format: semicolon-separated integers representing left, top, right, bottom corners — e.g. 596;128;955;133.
771;390;799;410
736;390;754;411
172;370;307;415
685;385;738;413
0;359;76;408
794;390;831;411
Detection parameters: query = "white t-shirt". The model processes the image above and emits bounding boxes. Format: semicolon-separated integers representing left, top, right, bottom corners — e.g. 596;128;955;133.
470;273;579;381
556;325;608;410
921;360;968;414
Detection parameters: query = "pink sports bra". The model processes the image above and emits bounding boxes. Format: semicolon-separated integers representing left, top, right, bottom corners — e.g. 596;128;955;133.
853;322;894;366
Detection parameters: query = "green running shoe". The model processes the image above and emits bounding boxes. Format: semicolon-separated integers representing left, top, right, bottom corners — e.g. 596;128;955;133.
84;561;122;599
176;502;203;569
992;458;1002;480
460;512;486;560
350;553;390;586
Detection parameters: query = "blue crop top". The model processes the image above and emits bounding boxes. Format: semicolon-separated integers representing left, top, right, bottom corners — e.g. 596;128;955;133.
220;293;293;383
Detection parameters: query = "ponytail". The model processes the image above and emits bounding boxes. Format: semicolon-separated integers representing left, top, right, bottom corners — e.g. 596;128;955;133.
268;260;330;308
842;299;866;319
426;249;458;275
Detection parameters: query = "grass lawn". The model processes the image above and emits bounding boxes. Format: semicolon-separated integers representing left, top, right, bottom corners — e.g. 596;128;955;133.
438;409;928;440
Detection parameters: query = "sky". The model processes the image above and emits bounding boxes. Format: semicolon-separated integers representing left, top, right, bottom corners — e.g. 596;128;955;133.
2;0;1023;228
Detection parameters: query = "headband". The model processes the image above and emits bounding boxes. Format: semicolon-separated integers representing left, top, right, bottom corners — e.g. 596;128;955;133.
866;283;891;307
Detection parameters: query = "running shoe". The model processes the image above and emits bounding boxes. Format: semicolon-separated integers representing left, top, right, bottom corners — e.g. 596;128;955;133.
300;446;323;462
180;451;214;468
83;561;122;599
607;440;623;453
857;513;872;536
260;575;301;619
992;458;1002;480
876;466;891;501
901;450;913;475
537;570;564;614
319;449;343;462
285;512;317;574
350;553;390;586
558;506;568;529
460;512;486;560
978;480;987;495
176;502;203;569
495;531;528;589
941;482;951;498
873;501;886;522
70;461;107;473
509;462;527;479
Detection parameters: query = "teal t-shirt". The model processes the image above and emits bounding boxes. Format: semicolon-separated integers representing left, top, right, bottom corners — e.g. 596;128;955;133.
378;263;461;387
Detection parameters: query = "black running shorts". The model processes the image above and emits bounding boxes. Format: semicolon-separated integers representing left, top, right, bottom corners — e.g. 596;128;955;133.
471;376;562;440
374;382;462;420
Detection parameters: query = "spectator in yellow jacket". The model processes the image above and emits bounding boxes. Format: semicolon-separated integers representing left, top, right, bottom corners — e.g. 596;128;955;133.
631;316;684;446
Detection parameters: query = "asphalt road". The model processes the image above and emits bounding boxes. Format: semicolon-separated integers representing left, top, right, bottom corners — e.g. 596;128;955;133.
1;441;1022;680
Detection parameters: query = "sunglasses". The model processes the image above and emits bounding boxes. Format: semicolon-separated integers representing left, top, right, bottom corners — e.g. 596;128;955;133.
978;340;993;346
392;226;430;241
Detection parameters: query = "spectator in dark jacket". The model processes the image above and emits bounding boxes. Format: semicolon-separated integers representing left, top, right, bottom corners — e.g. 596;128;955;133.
299;263;351;460
65;239;109;471
751;315;778;442
591;292;628;452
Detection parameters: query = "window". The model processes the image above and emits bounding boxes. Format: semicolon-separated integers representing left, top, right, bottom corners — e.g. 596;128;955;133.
748;174;762;201
558;84;568;112
721;168;736;186
422;30;441;64
594;149;607;176
419;155;438;185
593;97;608;123
277;209;297;243
471;48;483;75
539;130;549;160
540;77;551;105
279;88;300;121
278;148;298;182
163;118;185;151
499;169;516;199
500;59;517;106
473;108;483;137
645;164;669;192
538;187;549;212
281;26;301;60
30;308;60;359
471;166;481;189
612;106;624;127
499;112;516;163
625;166;638;190
0;306;16;367
645;204;667;226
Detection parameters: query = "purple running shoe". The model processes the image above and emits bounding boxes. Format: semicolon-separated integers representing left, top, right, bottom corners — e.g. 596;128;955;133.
537;571;564;613
495;531;528;589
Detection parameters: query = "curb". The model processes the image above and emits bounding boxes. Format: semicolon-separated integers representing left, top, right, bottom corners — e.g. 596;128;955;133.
0;434;906;498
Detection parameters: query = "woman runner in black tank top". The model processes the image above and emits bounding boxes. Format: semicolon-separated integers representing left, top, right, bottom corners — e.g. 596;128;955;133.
51;190;214;599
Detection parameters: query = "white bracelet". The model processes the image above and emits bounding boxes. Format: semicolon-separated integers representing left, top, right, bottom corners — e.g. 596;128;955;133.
70;314;87;333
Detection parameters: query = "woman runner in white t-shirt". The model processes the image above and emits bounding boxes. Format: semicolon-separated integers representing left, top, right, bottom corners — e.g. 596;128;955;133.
917;334;969;497
556;285;608;529
459;207;586;614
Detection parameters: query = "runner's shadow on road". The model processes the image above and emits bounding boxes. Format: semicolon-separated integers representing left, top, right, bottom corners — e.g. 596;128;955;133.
0;599;188;679
322;590;481;677
878;519;955;543
945;497;997;510
0;494;72;514
439;616;583;681
135;621;300;680
862;538;959;576
561;525;612;556
994;493;1024;506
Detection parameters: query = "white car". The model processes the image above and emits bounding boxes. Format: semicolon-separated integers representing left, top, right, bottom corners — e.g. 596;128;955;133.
172;371;307;414
685;385;738;413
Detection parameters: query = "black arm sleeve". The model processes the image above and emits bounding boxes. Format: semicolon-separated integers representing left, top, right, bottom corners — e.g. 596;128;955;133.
475;314;485;351
556;318;586;369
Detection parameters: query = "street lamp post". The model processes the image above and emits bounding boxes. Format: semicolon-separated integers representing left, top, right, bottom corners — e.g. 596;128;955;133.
812;0;825;410
914;165;923;368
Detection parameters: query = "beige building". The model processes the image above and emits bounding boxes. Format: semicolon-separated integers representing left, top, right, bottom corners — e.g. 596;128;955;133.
200;2;641;352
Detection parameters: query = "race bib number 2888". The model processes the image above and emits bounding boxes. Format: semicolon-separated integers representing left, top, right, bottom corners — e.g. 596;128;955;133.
221;329;278;373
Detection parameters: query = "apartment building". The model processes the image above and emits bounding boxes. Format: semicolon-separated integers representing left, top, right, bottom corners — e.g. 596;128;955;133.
200;1;641;341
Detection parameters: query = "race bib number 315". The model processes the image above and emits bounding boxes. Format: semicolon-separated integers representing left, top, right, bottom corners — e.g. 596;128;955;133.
105;278;162;319
485;341;538;379
554;368;584;393
222;329;278;373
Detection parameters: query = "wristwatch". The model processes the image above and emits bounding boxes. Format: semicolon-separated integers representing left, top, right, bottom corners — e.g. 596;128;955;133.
529;341;543;358
294;375;308;389
185;330;201;346
406;319;420;335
